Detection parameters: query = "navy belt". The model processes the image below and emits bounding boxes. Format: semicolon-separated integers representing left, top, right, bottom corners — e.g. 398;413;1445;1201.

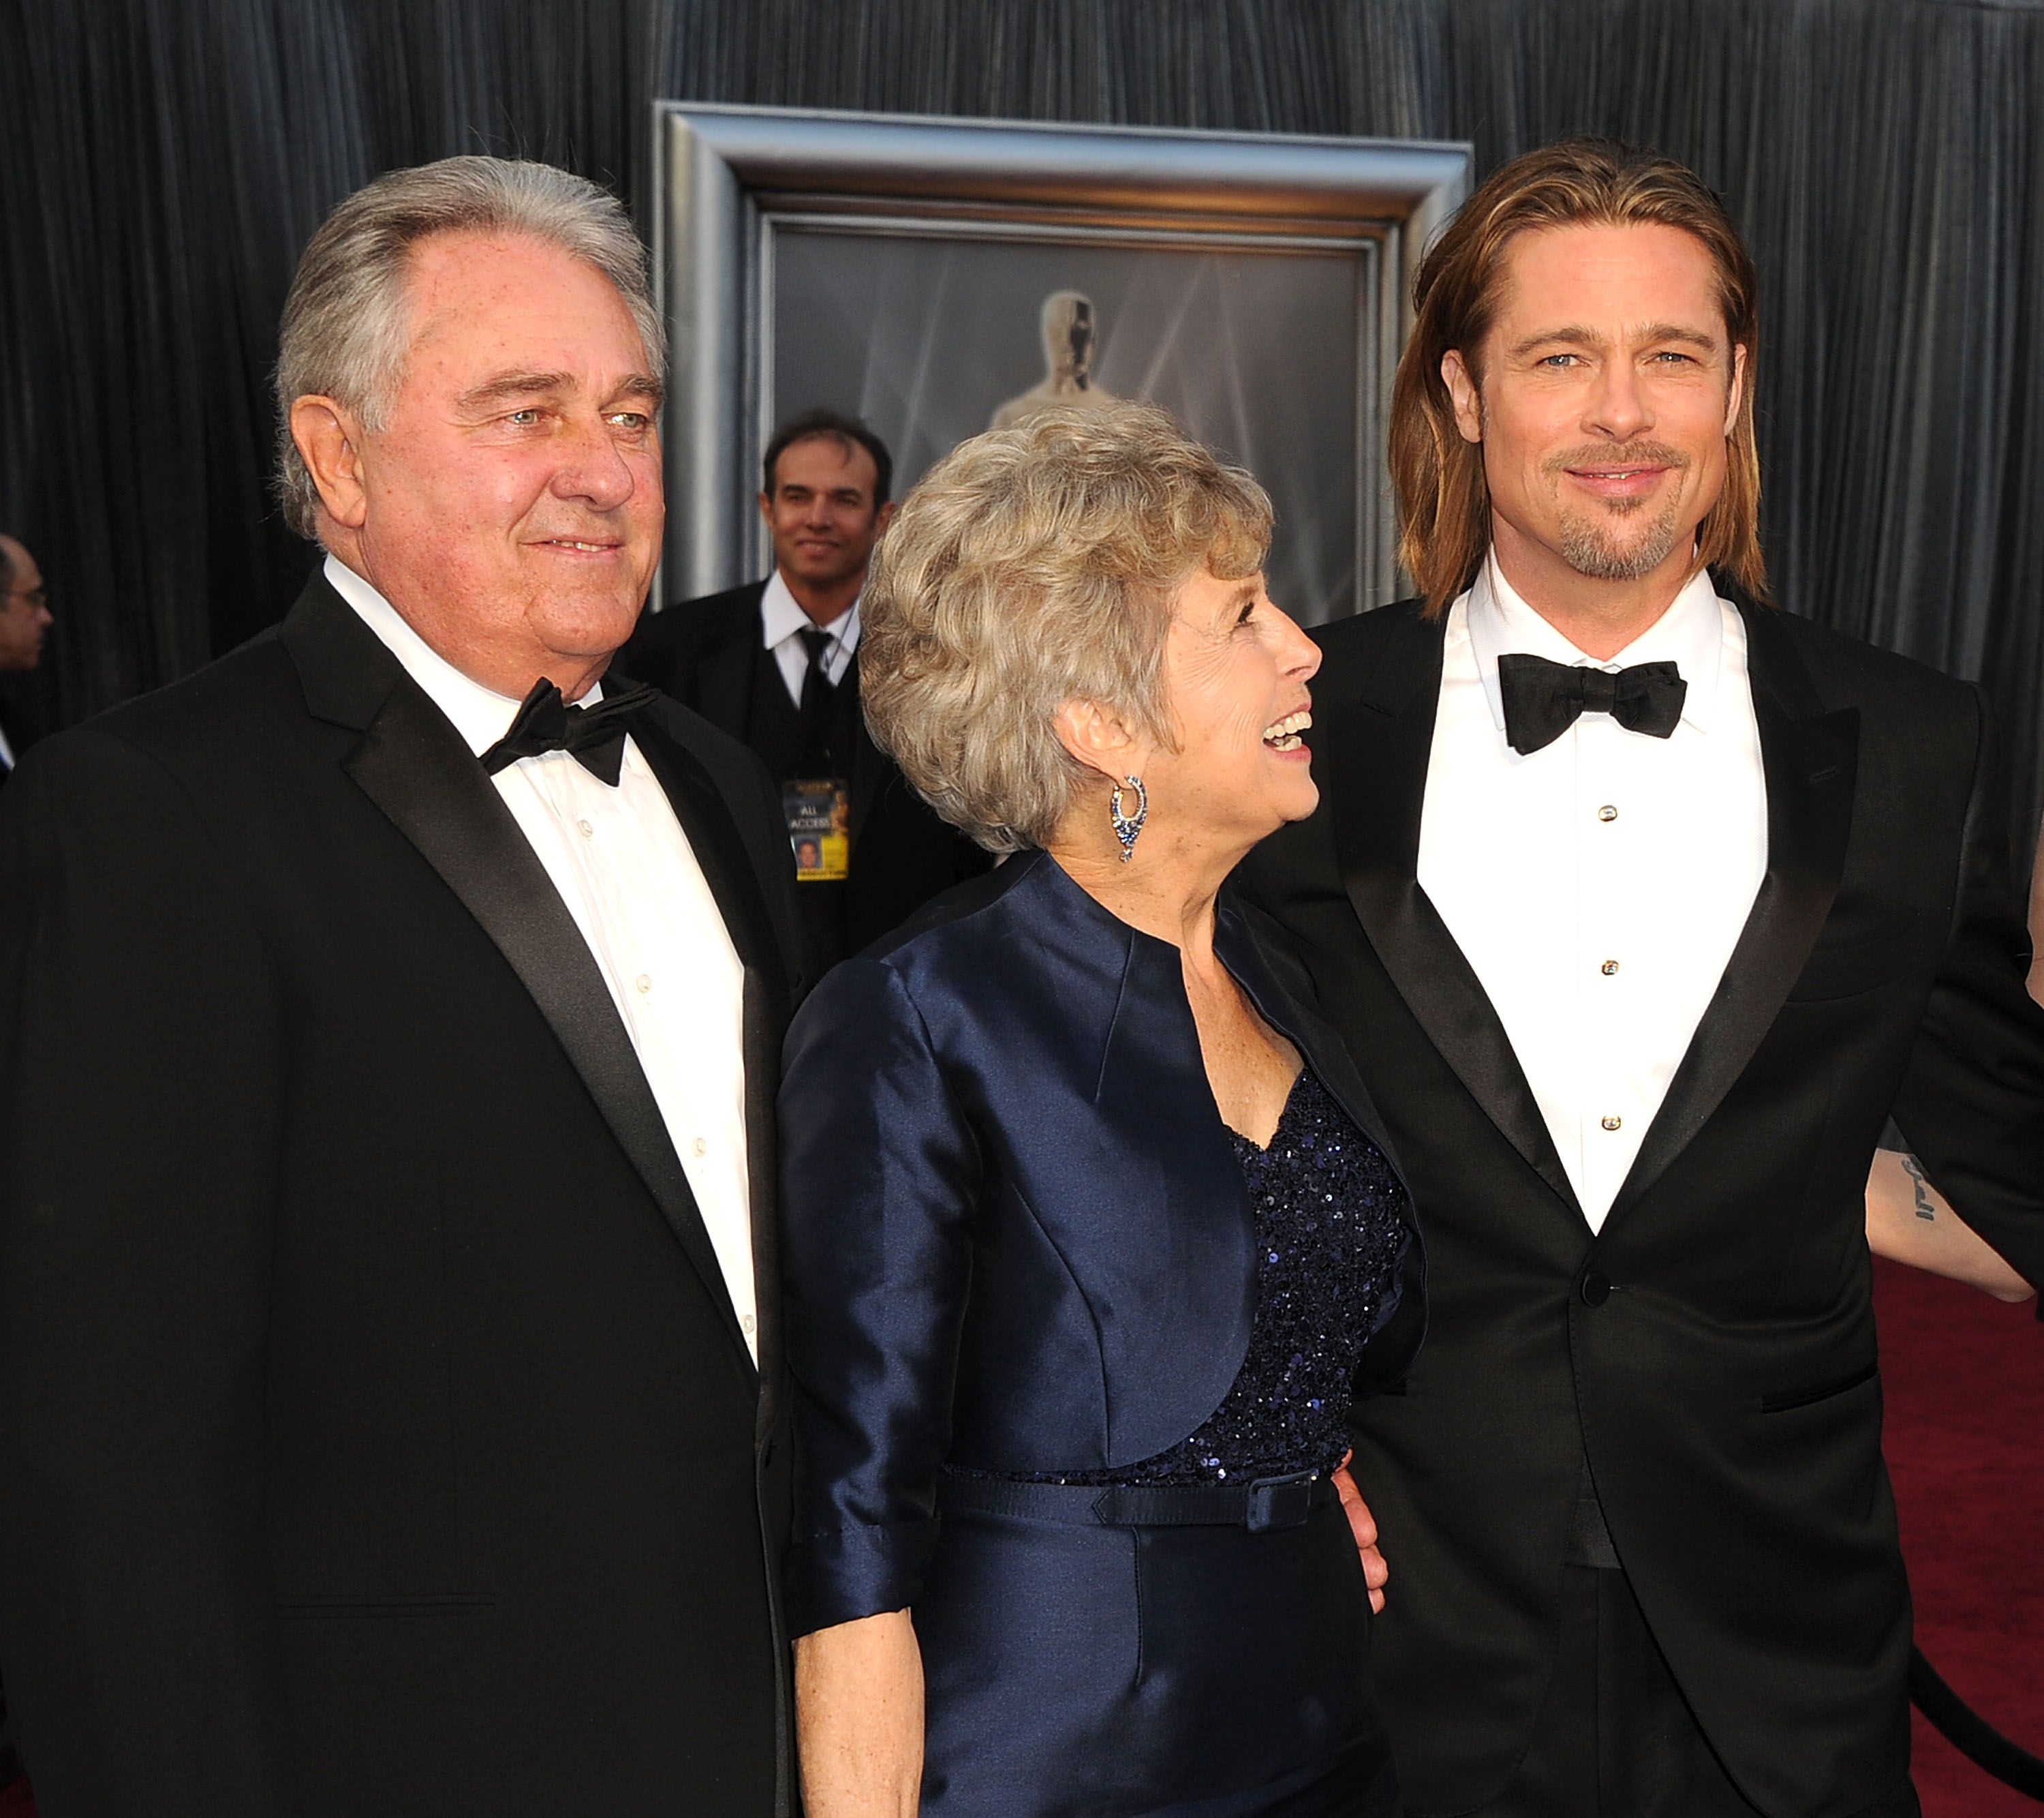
940;1467;1334;1533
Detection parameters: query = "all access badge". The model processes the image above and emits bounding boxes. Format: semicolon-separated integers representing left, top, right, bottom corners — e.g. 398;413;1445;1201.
785;777;851;882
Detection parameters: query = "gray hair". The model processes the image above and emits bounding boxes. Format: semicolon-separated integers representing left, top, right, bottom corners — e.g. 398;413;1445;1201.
273;155;665;540
860;402;1273;854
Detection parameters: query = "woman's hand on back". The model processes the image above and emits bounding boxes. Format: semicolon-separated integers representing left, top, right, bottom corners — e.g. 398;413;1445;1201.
1334;1451;1388;1613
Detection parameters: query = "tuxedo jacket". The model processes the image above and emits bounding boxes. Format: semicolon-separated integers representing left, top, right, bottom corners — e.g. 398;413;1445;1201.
617;579;993;963
1239;594;2044;1818
0;574;803;1817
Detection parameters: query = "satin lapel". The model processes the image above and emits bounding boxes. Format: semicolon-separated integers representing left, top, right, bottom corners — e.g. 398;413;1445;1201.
630;716;792;1418
741;966;786;1438
629;717;783;989
1328;611;1582;1216
1605;603;1859;1226
279;585;754;1368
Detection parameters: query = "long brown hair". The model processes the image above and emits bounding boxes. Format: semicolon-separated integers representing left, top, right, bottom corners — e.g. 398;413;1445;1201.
1391;138;1767;616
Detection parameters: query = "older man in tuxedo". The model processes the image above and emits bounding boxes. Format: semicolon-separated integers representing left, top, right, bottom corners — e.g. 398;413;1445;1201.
1243;140;2044;1817
0;157;800;1816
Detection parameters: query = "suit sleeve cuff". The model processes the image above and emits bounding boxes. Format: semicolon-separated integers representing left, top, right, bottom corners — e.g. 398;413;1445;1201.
786;1517;940;1637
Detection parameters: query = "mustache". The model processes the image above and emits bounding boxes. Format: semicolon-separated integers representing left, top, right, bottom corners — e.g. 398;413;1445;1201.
1544;442;1691;476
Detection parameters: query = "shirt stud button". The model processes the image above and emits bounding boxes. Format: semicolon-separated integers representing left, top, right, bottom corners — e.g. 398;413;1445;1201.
1598;805;1618;822
741;1312;757;1335
577;818;594;837
635;973;652;994
1600;1115;1622;1132
1600;959;1620;976
692;1136;707;1158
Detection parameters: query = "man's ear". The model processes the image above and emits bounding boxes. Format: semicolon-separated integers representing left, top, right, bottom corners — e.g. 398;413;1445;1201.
1442;350;1483;446
1724;342;1748;436
873;499;898;535
1051;696;1149;784
290;396;369;530
757;490;775;526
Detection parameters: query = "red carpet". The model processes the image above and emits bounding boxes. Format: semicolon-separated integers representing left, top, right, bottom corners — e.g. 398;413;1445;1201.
1874;1257;2044;1815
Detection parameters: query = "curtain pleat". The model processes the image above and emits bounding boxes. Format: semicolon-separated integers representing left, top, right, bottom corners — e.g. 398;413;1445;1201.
3;0;2041;857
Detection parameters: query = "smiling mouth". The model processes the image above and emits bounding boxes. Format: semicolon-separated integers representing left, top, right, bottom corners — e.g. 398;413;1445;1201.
539;538;620;554
1263;709;1312;752
1551;442;1688;491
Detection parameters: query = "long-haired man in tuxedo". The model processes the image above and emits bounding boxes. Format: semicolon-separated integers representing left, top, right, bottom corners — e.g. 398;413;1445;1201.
1243;139;2044;1817
0;157;800;1816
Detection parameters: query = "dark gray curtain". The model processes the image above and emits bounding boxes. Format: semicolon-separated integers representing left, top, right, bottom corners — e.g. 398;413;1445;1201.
4;0;2042;858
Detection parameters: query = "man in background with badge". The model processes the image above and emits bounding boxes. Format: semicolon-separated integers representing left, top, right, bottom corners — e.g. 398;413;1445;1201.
621;407;991;974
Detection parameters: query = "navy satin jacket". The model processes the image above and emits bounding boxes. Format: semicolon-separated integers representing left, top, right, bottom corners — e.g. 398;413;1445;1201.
780;849;1425;1635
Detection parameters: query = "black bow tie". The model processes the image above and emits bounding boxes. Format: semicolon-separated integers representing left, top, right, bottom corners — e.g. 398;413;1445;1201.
480;677;660;786
1496;653;1686;756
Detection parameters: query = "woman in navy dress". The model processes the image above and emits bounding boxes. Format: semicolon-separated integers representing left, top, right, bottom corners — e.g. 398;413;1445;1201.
781;403;1425;1817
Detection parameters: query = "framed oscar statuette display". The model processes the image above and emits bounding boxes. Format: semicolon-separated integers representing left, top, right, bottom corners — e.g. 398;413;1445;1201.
652;104;1470;625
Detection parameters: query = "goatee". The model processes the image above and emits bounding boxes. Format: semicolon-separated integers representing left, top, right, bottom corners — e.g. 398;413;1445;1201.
1558;493;1686;582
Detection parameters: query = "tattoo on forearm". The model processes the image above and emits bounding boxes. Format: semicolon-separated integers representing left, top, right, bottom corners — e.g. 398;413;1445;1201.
1901;1154;1936;1222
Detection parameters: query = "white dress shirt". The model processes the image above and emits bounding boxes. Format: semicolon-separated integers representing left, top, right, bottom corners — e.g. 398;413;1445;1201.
1416;553;1767;1231
760;568;859;707
325;555;758;1357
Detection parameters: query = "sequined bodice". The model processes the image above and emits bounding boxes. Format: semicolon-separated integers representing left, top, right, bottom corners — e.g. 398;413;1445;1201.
1023;1068;1408;1488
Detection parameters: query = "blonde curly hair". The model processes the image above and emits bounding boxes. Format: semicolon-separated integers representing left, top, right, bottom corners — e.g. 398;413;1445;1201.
859;402;1272;854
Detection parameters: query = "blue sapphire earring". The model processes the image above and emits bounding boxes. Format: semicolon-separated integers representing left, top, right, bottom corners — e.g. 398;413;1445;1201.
1109;775;1147;863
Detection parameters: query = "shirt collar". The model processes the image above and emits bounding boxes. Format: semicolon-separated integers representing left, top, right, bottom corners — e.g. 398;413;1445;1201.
760;566;861;655
322;553;607;759
1463;550;1726;735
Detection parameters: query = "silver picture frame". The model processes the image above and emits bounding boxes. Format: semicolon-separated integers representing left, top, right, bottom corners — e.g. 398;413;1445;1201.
652;103;1470;622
